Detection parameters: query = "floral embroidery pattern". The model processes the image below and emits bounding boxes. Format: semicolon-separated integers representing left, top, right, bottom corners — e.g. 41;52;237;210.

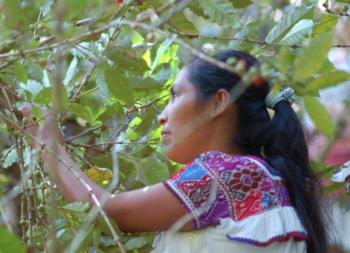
164;151;293;226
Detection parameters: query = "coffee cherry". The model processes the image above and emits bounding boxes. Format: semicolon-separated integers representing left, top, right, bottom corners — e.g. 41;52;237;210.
335;6;342;12
131;22;138;29
146;33;155;43
21;117;29;125
39;182;46;190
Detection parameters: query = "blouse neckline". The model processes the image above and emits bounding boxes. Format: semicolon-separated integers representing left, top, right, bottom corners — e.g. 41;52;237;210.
195;150;265;164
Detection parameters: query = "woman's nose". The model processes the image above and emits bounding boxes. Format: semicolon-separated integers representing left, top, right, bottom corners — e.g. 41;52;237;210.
158;108;168;125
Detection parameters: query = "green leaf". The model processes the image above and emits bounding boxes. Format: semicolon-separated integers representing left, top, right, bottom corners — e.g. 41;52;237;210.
313;15;338;36
1;148;17;168
61;202;89;213
306;71;349;94
134;110;155;133
280;19;313;45
130;76;162;93
2;0;38;31
104;68;135;105
63;57;78;86
294;32;333;80
61;0;90;20
151;38;178;70
97;103;124;121
198;0;236;24
230;0;252;8
124;237;147;250
168;11;197;34
265;5;314;43
277;47;294;73
141;154;169;185
304;96;334;138
22;79;43;97
14;63;28;83
153;63;172;83
0;227;25;253
68;103;94;123
183;8;223;37
35;87;53;105
229;23;256;50
113;55;149;74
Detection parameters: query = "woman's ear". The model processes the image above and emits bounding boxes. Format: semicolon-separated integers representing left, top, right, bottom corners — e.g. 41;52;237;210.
211;88;232;118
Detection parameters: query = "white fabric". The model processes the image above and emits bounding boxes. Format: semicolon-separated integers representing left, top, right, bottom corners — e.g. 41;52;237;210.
331;160;350;182
151;207;307;253
222;206;306;243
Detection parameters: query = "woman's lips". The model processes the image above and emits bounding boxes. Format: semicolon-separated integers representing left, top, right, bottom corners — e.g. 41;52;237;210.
161;130;171;136
161;130;171;143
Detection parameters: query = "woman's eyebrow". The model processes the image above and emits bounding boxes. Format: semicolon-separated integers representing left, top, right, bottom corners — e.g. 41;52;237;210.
170;85;180;92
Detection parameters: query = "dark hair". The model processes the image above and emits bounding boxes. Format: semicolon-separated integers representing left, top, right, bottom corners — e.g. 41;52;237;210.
186;49;328;253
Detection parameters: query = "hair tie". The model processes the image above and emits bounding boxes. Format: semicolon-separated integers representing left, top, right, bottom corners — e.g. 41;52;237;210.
265;87;296;109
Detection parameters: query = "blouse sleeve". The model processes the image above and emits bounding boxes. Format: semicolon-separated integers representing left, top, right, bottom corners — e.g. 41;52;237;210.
163;161;223;229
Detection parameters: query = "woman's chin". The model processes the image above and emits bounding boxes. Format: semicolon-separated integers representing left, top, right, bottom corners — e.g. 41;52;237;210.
163;145;195;164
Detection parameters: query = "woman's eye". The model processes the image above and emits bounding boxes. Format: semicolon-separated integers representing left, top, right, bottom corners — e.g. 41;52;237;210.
170;89;178;99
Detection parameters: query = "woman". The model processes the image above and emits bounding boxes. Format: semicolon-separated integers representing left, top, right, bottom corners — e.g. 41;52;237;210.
26;50;327;253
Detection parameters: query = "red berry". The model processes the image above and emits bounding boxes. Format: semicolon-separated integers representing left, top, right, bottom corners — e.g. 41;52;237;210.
131;22;138;29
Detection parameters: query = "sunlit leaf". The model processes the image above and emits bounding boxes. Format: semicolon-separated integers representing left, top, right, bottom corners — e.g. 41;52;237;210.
280;19;313;45
306;71;349;94
14;63;28;83
183;8;223;37
304;96;334;139
0;227;25;253
276;47;294;73
198;0;236;24
294;32;333;80
312;15;338;35
35;87;53;105
265;5;314;43
229;23;256;50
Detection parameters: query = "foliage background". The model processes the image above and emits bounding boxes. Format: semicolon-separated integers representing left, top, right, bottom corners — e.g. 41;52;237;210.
0;0;349;252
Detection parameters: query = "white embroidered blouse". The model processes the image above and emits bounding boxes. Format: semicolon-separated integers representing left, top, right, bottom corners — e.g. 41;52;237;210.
151;151;307;253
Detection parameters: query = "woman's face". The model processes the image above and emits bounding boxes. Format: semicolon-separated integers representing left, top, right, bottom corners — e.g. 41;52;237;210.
158;67;214;163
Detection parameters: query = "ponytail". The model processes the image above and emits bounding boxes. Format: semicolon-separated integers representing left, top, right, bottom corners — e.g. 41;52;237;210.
261;101;327;253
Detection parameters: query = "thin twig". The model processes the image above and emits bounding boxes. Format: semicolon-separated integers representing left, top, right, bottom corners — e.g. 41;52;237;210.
324;5;350;16
65;125;103;142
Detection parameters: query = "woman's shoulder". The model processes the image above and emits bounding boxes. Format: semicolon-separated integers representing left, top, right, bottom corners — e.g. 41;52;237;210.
194;150;281;181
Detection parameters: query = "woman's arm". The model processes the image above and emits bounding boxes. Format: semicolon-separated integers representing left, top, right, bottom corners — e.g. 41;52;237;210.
41;137;191;233
21;105;191;233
